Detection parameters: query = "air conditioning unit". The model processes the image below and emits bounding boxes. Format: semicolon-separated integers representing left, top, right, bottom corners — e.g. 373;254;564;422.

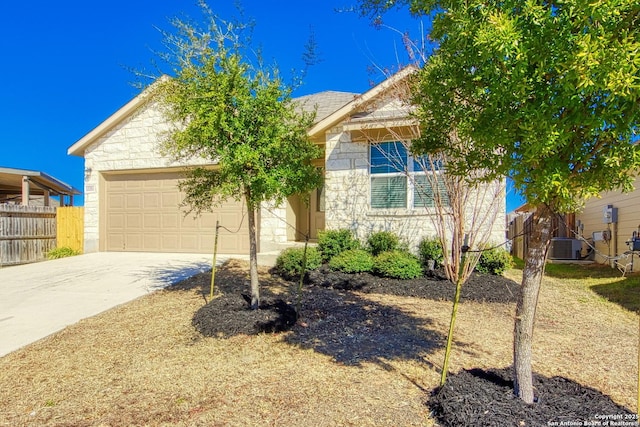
549;238;583;260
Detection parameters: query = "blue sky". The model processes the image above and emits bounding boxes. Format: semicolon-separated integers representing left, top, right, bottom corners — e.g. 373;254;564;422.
0;1;525;211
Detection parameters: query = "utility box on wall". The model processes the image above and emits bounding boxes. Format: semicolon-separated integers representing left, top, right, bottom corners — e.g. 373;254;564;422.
603;205;618;224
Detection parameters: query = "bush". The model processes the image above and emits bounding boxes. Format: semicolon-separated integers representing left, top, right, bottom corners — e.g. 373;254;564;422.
47;247;81;260
367;231;400;256
275;246;322;278
317;229;360;261
373;250;423;280
476;246;513;275
419;237;444;269
328;249;374;273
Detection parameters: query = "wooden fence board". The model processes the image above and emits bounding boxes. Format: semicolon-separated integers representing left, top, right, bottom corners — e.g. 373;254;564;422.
0;205;57;266
57;207;84;252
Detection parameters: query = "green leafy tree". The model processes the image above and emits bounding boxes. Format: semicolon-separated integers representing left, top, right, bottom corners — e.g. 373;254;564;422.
155;3;322;309
360;0;640;403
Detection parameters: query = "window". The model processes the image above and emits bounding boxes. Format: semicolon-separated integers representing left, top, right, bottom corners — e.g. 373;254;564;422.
370;142;408;208
413;175;449;208
370;142;448;209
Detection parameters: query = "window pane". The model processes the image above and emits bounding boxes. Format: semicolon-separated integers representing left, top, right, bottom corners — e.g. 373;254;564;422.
370;142;408;174
413;154;444;172
414;175;449;207
371;176;407;208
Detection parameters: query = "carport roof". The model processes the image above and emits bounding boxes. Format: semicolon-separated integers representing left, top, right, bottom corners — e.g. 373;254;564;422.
0;167;81;198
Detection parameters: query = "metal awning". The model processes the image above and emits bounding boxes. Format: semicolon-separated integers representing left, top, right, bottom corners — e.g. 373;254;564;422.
0;167;81;206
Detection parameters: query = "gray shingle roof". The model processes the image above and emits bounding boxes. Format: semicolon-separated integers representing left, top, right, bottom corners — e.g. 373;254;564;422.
294;91;359;124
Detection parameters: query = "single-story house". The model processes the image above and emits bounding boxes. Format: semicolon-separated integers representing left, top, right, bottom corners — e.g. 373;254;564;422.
68;67;506;255
576;176;640;264
0;167;80;207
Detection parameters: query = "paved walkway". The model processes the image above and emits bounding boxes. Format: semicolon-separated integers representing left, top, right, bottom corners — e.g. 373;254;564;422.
0;252;224;357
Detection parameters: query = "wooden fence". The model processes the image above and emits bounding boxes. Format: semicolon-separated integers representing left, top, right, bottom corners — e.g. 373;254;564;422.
0;205;57;266
57;207;84;252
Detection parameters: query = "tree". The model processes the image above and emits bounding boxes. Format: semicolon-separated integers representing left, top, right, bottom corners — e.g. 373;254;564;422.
360;0;640;403
353;65;505;386
154;3;322;309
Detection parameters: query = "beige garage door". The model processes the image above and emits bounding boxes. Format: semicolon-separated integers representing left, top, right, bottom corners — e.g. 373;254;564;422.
103;172;249;254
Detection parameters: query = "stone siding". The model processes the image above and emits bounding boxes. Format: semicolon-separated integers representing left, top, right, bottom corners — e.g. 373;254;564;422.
82;101;287;252
324;127;506;253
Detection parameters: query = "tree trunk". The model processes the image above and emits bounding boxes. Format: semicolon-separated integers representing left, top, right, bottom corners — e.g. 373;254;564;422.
245;194;260;310
440;276;464;386
513;204;553;403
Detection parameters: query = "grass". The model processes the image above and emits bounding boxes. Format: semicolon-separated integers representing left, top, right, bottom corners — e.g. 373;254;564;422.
515;257;640;312
0;259;637;426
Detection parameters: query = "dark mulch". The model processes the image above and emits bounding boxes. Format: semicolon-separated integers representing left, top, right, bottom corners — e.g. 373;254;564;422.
188;262;633;424
429;367;634;426
193;293;297;337
306;265;520;304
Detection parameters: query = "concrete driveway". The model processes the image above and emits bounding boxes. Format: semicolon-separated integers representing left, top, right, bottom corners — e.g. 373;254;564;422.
0;252;224;358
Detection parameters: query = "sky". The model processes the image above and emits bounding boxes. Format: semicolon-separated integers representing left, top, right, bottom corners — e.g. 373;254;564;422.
0;0;526;211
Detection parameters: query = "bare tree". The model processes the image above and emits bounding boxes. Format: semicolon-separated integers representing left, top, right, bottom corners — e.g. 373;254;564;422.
349;57;505;385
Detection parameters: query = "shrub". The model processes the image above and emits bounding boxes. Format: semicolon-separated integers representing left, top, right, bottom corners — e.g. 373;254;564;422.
47;247;81;260
373;250;423;280
275;246;322;278
476;246;514;275
419;237;444;269
317;229;360;261
367;231;400;256
329;249;374;273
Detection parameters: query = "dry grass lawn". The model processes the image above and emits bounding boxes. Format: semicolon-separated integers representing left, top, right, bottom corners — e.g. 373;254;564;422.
0;260;637;426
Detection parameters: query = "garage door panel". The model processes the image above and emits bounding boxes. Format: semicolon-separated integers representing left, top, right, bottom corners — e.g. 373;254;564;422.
144;193;161;209
105;173;249;254
108;194;125;209
126;234;143;251
108;213;125;229
126;213;142;229
162;193;179;209
162;213;179;228
143;213;161;229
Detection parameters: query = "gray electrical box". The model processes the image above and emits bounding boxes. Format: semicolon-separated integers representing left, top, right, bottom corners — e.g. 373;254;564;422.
603;205;618;224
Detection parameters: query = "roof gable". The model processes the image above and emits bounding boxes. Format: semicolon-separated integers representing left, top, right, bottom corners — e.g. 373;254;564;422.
307;65;418;138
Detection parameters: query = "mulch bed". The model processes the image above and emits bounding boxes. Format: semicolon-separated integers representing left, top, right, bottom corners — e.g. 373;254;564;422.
188;262;634;425
429;367;634;426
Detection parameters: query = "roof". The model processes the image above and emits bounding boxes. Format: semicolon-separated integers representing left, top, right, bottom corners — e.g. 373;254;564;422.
68;67;418;158
307;65;419;138
0;167;81;198
294;91;359;124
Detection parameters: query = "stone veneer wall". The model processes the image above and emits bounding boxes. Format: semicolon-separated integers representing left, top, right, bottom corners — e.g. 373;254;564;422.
81;101;288;253
323;126;506;252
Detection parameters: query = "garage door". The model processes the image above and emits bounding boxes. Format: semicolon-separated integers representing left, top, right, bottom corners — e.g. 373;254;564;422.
104;172;249;254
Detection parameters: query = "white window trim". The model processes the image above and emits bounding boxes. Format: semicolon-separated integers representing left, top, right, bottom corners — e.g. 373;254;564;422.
369;142;447;212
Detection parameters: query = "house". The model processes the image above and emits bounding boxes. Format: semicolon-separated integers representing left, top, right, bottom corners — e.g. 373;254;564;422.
68;67;506;255
0;167;80;207
576;176;640;264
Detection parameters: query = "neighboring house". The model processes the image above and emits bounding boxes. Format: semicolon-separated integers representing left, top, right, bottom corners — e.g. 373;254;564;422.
576;176;640;264
0;167;80;207
68;67;506;255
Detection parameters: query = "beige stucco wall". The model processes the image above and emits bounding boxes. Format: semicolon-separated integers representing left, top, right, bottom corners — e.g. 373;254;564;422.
323;126;507;253
81;101;288;253
576;176;640;264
